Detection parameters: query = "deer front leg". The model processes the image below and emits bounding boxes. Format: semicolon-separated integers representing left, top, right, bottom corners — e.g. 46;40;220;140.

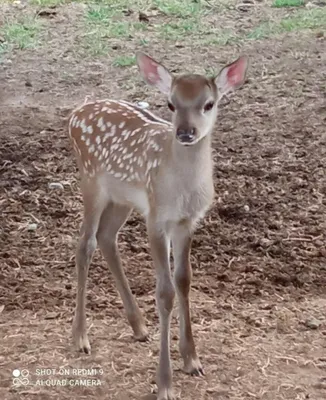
147;219;175;400
172;221;204;376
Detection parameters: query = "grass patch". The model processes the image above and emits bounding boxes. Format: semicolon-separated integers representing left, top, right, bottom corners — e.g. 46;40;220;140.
153;0;203;17
272;0;305;7
248;8;326;39
86;3;119;23
203;30;239;46
159;19;199;39
0;17;42;51
80;0;325;58
83;0;206;16
30;0;67;5
113;55;136;67
0;43;8;60
80;0;232;56
83;3;149;55
85;4;148;36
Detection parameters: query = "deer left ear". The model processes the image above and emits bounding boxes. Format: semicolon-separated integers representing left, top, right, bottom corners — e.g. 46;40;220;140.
215;56;248;101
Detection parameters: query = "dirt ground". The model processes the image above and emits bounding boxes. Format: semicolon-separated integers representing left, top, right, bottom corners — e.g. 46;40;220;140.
1;1;326;399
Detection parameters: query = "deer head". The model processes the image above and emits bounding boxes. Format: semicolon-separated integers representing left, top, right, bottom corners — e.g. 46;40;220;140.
136;52;248;146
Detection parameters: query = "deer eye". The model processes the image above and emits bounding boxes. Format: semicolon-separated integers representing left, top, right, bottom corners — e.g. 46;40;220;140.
203;101;214;112
168;101;175;112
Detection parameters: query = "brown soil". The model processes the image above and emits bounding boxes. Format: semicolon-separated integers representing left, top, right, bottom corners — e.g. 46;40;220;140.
1;2;326;400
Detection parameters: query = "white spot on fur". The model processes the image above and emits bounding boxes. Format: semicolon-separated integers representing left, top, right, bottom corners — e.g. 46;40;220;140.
130;128;142;137
97;117;104;129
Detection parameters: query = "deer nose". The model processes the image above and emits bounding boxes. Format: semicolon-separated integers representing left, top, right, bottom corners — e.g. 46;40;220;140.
176;127;196;144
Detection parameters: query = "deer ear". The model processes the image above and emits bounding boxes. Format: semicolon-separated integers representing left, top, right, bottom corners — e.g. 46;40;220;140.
215;56;248;101
136;52;172;95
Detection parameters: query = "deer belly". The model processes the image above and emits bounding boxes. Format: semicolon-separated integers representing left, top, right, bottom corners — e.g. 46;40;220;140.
105;179;151;216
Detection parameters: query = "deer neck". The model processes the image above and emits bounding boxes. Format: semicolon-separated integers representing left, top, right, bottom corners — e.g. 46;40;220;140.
170;132;213;178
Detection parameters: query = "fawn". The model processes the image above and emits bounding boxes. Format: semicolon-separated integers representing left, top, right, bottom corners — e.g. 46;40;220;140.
68;52;248;400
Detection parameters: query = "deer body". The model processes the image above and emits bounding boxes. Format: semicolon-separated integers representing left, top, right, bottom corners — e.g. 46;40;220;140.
70;99;214;224
69;52;248;400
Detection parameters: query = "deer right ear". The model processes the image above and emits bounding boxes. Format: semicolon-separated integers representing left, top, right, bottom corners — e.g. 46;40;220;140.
215;56;248;101
136;52;172;95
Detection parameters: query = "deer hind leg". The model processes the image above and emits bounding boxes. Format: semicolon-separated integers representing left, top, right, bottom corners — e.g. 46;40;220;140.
97;202;148;342
72;187;107;354
147;218;175;400
172;221;204;376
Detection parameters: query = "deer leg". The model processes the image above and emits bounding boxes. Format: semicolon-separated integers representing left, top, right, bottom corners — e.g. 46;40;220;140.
72;190;106;354
97;202;148;341
147;219;175;400
172;222;203;376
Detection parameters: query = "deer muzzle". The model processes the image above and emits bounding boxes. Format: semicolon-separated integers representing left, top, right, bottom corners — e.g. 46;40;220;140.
176;127;196;145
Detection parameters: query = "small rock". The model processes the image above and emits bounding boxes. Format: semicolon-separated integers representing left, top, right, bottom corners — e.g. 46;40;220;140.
237;5;251;11
259;238;273;247
44;312;60;320
123;9;133;16
48;182;64;190
139;12;150;23
304;317;322;330
37;9;58;18
244;204;250;212
27;223;37;231
137;101;149;109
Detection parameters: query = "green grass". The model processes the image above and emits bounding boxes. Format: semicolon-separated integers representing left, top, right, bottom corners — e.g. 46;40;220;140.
272;0;305;8
113;55;136;67
85;4;147;35
81;0;209;52
248;8;326;40
83;3;149;55
81;2;326;58
203;31;239;46
159;19;200;39
0;43;8;59
30;0;67;5
153;0;203;17
83;0;205;16
0;17;42;51
86;4;119;23
1;0;325;62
